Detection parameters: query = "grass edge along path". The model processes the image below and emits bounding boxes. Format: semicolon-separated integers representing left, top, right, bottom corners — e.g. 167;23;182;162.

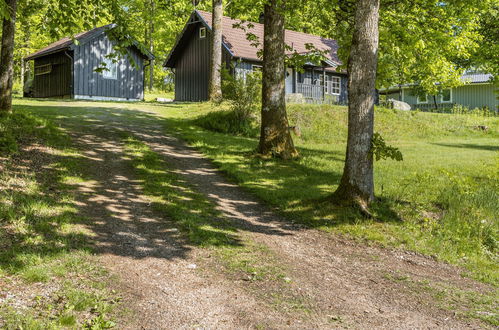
122;136;323;321
147;102;499;286
0;112;119;329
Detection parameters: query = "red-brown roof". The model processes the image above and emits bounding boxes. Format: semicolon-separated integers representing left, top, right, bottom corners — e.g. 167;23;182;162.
165;10;342;69
25;24;154;61
197;10;341;65
25;25;114;60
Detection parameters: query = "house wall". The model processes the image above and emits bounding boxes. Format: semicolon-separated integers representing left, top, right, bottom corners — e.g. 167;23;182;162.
32;52;72;98
73;33;145;100
174;24;210;101
402;84;498;110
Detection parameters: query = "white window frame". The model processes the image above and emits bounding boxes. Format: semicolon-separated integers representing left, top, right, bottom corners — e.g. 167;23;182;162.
326;76;341;95
199;27;206;39
417;94;429;104
440;88;452;103
102;56;118;80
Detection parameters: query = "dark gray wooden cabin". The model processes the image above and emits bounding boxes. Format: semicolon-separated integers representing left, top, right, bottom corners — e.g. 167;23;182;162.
164;10;348;103
25;25;153;101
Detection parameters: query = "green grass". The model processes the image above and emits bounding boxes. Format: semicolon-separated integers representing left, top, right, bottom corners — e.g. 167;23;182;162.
141;102;499;286
0;111;118;328
122;137;316;316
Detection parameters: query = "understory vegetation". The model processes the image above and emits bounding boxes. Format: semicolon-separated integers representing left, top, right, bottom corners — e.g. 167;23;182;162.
155;102;499;285
0;111;118;328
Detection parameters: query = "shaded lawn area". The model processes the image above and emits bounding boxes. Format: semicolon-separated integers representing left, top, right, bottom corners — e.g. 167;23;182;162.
10;99;499;287
0;109;119;328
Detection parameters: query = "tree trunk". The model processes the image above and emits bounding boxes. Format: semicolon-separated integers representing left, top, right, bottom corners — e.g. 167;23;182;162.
208;0;223;101
258;0;298;159
332;0;380;210
148;0;155;91
0;0;18;116
433;95;438;110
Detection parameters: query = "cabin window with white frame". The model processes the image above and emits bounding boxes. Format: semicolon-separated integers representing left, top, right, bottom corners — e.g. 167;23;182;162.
252;65;262;72
440;89;452;102
327;76;341;95
199;27;206;39
102;56;117;80
417;94;428;104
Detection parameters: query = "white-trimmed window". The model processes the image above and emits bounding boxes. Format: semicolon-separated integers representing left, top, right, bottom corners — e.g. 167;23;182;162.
326;76;341;95
440;89;452;103
252;65;262;72
417;94;429;104
199;27;206;39
102;57;117;80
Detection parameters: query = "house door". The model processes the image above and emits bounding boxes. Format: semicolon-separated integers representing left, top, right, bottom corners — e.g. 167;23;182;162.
285;68;294;94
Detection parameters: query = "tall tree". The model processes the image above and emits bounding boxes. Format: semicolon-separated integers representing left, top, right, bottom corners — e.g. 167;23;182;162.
208;0;223;101
332;0;380;210
258;0;297;159
0;0;17;115
148;0;155;91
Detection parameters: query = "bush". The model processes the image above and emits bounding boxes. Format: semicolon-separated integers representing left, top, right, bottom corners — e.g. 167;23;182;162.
195;108;259;137
209;67;262;135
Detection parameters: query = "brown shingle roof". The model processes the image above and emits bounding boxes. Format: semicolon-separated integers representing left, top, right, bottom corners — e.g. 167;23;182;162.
25;24;154;61
25;25;114;60
197;10;341;65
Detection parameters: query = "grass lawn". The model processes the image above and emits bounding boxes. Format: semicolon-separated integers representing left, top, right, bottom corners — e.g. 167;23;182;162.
142;102;499;285
0;109;119;328
2;98;498;326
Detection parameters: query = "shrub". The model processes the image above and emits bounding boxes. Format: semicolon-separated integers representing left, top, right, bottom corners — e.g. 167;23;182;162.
202;67;262;135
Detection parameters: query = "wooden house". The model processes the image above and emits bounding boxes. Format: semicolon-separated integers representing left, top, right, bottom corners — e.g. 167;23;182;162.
381;73;498;111
24;24;154;101
164;10;347;103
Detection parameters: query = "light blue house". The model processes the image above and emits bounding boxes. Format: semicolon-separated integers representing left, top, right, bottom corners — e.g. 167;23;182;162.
381;73;497;111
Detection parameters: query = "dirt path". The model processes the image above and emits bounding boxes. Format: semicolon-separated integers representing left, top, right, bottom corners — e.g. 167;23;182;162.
56;104;491;329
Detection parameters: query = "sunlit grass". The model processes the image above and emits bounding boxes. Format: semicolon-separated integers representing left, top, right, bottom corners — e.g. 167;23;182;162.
0;111;118;328
145;102;499;286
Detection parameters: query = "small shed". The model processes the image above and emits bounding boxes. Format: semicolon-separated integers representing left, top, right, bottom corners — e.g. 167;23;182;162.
24;24;154;101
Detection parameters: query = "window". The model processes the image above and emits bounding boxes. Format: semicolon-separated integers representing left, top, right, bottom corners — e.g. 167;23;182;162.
440;89;452;102
199;27;206;39
326;76;340;95
252;65;262;72
417;94;428;104
102;57;117;80
34;64;52;76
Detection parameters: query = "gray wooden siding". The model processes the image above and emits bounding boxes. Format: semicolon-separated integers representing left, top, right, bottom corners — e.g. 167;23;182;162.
33;52;72;98
73;33;145;100
174;24;211;101
402;84;498;110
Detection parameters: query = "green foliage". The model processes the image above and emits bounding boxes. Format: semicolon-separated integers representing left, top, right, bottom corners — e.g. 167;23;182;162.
371;132;403;161
196;67;262;136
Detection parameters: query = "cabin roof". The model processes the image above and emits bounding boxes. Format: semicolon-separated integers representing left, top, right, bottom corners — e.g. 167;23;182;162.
164;10;342;69
461;73;493;84
25;24;153;61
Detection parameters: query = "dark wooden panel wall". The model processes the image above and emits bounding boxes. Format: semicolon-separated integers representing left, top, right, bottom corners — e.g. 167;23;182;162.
174;23;211;101
33;52;72;98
